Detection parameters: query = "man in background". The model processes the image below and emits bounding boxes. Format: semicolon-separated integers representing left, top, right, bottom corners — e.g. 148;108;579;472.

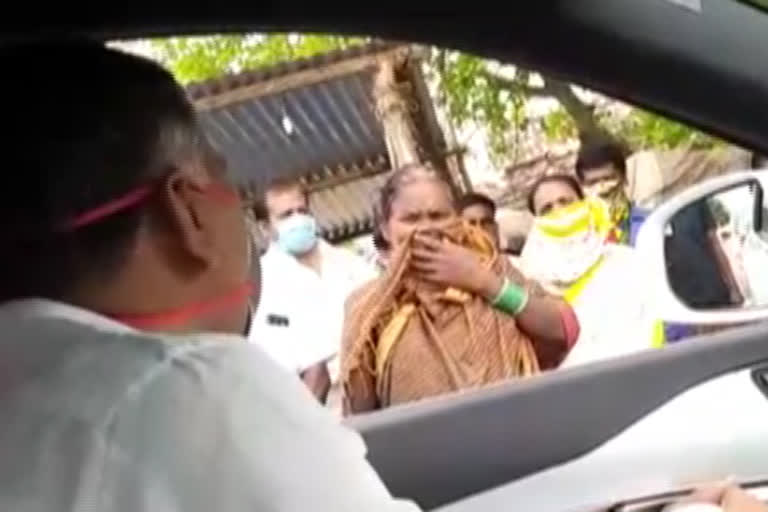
456;191;529;262
575;140;649;245
575;140;742;341
0;41;417;512
250;177;377;409
457;192;502;247
458;192;531;265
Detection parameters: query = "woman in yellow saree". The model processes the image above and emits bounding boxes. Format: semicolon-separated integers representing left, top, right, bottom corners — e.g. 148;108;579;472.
340;165;579;415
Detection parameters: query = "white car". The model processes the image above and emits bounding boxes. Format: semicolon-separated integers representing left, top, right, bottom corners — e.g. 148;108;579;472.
432;171;768;511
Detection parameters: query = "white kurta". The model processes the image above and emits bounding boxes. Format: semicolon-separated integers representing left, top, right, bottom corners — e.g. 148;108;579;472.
0;299;419;512
250;241;377;374
558;244;659;367
249;240;378;413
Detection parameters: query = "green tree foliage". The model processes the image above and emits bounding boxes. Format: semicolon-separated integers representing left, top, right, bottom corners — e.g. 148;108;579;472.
542;107;579;141
428;51;526;158
429;49;719;156
151;34;366;84
614;109;721;150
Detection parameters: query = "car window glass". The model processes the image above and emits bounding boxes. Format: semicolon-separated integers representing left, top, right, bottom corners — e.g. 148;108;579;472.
107;33;761;416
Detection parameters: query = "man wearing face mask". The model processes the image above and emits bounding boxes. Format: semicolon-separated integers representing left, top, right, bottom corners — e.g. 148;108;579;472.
575;140;649;246
0;42;419;512
250;176;378;409
576;141;742;342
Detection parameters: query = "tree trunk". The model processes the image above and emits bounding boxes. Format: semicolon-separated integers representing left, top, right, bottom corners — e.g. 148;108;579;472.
479;66;626;151
541;77;622;149
373;57;421;168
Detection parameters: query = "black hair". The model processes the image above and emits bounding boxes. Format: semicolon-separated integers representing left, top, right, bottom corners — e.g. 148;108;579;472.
0;41;207;301
527;174;585;214
264;176;310;204
456;192;497;217
256;175;310;221
575;141;627;181
372;164;451;251
751;152;768;169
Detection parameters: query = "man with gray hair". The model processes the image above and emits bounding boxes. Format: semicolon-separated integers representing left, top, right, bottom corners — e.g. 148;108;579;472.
0;41;417;512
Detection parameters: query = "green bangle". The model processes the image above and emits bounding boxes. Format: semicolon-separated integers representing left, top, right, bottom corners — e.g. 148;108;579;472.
492;278;529;316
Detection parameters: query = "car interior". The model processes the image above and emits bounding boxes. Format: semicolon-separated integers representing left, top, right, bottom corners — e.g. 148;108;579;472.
5;0;768;510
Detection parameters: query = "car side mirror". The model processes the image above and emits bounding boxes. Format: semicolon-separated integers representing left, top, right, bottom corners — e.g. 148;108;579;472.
636;170;768;326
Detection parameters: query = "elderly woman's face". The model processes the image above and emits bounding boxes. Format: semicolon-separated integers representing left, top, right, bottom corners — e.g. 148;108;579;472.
384;179;456;248
532;181;581;216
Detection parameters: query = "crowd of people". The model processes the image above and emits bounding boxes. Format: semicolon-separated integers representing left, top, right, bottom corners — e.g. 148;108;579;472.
250;136;750;415
1;41;764;511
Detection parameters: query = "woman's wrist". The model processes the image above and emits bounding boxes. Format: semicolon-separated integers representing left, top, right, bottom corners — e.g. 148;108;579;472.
478;270;504;300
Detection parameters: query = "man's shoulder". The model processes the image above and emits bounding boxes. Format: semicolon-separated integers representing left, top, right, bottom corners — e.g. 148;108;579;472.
106;337;421;512
259;245;318;294
113;340;343;450
0;307;254;430
0;310;419;511
133;339;298;394
261;244;298;271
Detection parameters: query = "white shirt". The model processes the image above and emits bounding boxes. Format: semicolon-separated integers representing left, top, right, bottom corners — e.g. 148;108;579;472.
0;299;419;512
250;240;377;378
560;244;658;367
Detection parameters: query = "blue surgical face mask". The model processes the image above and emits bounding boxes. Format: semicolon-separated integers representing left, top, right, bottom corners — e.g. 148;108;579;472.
275;213;318;255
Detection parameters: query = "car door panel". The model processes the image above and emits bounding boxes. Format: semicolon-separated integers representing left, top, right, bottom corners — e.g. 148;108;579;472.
347;323;768;509
438;368;768;511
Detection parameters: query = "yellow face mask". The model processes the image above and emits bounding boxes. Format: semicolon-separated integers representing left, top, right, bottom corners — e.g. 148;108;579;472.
534;198;614;239
521;198;613;290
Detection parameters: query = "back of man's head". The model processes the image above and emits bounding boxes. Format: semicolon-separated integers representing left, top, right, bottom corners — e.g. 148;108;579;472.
0;41;204;301
0;42;251;335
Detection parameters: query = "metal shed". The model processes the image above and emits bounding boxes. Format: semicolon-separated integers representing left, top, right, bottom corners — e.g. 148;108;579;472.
187;41;466;242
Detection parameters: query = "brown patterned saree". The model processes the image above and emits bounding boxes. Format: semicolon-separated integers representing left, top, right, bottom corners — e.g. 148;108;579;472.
340;223;558;415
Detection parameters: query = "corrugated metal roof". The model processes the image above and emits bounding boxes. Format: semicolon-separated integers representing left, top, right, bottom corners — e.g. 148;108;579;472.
310;171;391;241
198;69;389;186
188;42;411;242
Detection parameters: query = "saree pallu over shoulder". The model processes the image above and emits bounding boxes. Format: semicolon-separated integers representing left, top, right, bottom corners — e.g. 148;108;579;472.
340;223;543;415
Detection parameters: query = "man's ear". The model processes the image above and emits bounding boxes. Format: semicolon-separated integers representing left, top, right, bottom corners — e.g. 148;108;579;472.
160;170;217;266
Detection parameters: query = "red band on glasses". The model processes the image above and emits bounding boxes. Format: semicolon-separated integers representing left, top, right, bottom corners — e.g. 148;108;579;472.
60;185;154;232
60;182;240;232
60;179;250;329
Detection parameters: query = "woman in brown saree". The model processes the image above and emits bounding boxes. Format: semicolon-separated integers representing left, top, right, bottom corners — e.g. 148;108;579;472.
340;165;580;415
